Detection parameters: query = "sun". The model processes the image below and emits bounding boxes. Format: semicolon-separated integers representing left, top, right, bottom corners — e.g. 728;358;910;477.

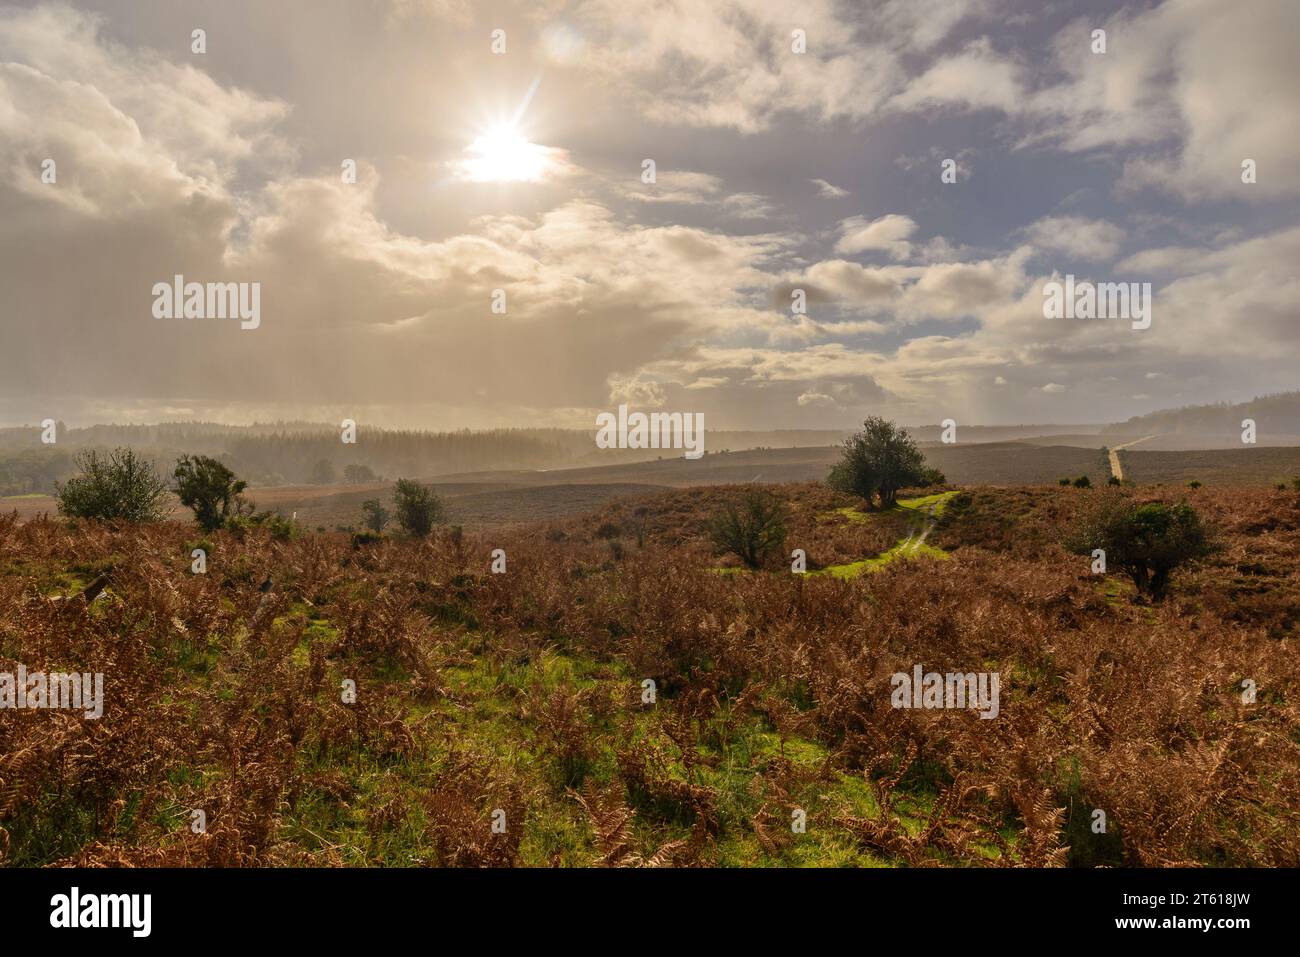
458;124;557;183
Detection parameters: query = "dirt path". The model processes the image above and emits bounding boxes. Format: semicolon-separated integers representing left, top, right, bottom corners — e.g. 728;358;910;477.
1108;435;1154;482
812;492;956;577
903;501;939;552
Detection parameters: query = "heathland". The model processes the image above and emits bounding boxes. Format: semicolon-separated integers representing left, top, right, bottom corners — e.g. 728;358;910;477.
2;479;1297;866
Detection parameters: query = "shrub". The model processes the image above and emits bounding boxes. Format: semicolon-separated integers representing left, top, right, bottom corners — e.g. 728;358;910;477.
1072;475;1092;489
343;464;377;483
309;459;336;484
227;509;298;541
1068;493;1215;601
1107;476;1122;486
595;522;622;540
1058;478;1071;486
393;479;445;537
56;448;168;523
621;506;652;548
174;455;248;531
1186;480;1202;490
707;490;787;570
918;466;947;488
361;498;390;533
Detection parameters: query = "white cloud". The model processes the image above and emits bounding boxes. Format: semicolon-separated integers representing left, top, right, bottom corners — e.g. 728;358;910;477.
811;178;850;198
551;0;907;133
618;169;774;219
797;391;836;407
834;214;917;259
1024;216;1125;262
889;37;1024;113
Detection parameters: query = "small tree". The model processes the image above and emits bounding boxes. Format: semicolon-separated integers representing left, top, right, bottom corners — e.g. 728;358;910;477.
827;417;927;509
1068;493;1214;601
393;479;444;537
310;459;337;485
56;448;169;523
361;498;390;533
174;455;248;531
344;464;377;484
707;490;787;570
918;466;947;488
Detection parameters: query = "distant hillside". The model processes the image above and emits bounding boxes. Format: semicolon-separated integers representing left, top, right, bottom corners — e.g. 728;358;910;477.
0;421;851;495
1104;392;1300;438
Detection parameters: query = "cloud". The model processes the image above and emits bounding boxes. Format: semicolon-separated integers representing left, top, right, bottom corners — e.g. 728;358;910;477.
796;391;836;407
885;1;1300;200
889;37;1024;113
1024;216;1125;262
549;0;908;133
0;4;801;423
811;178;850;198
3;0;1296;432
1114;245;1205;274
617;170;774;218
685;377;729;390
834;214;917;259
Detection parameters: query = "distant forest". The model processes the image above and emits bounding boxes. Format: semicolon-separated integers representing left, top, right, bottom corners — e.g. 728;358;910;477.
0;422;849;495
1104;392;1300;437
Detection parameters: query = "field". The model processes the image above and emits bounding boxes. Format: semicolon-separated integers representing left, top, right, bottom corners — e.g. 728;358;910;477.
1120;447;1300;486
7;440;1299;533
2;480;1298;868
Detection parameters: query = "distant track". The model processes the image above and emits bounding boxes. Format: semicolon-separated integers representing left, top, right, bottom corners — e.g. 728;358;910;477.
1108;435;1155;481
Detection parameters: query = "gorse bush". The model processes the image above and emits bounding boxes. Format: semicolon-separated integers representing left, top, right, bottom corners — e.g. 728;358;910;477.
361;498;390;533
393;479;445;537
225;508;298;541
173;455;248;531
1068;492;1215;601
918;466;947;488
55;448;169;523
706;489;787;570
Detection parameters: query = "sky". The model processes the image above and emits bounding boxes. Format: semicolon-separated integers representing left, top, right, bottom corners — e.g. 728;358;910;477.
0;0;1297;430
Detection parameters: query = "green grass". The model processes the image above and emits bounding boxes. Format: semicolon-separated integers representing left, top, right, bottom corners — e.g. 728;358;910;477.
897;490;959;516
809;491;959;578
814;540;949;579
262;639;950;867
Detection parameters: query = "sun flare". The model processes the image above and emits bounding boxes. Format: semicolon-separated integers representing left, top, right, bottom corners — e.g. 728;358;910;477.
458;125;557;183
